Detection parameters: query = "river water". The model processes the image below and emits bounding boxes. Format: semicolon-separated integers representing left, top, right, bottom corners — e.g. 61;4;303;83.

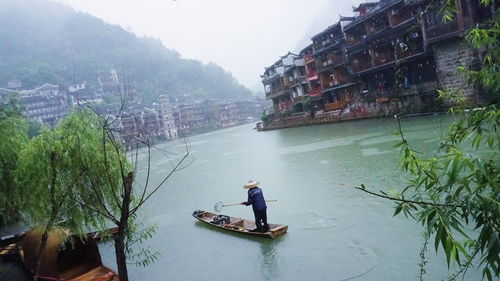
98;115;481;281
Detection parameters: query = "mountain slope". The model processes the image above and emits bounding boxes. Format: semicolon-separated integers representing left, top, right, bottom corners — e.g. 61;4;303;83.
0;0;253;102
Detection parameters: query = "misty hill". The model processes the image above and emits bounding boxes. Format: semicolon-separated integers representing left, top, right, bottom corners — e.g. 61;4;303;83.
0;0;253;102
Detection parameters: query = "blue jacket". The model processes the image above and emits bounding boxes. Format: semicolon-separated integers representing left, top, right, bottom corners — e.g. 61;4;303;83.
244;187;267;211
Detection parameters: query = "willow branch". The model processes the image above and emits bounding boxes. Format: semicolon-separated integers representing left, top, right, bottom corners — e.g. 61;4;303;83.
72;196;118;225
80;168;118;223
448;246;481;281
346;184;463;208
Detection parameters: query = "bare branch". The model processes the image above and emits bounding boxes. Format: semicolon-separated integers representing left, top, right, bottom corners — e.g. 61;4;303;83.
136;141;152;209
102;122;123;209
129;139;191;216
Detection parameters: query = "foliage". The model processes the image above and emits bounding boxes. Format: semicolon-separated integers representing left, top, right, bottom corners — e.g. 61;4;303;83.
355;1;500;280
26;120;42;139
125;219;160;268
0;94;27;224
14;110;117;279
396;2;500;278
0;0;253;103
261;112;271;122
392;107;499;280
302;96;312;110
64;108;190;281
460;8;500;100
15;111;109;234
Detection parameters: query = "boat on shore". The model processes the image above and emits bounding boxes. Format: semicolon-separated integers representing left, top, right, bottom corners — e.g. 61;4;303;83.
0;227;119;281
192;210;288;239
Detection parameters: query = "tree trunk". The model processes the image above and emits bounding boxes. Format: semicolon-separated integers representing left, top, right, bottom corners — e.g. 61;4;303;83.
114;171;134;281
114;231;128;281
33;222;52;281
34;152;58;281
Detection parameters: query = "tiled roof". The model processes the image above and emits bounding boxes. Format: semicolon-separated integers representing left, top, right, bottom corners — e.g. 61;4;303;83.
37;83;59;91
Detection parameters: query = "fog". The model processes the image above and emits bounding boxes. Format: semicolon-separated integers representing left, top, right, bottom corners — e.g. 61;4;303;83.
54;0;366;91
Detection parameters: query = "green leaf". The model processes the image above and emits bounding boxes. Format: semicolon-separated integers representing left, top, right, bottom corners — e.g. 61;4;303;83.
394;205;403;216
445;236;453;267
482;267;492;281
435;225;443;252
393;140;406;148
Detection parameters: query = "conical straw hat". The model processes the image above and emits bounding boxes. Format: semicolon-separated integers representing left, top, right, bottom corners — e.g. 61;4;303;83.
243;180;260;189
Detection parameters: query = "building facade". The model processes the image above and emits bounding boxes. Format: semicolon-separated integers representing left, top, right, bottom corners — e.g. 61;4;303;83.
158;94;179;140
261;0;493;124
18;84;69;126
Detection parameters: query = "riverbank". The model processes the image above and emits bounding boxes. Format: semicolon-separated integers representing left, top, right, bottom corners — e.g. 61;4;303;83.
257;109;445;131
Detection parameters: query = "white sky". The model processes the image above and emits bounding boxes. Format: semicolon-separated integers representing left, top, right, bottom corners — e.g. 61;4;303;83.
53;0;365;91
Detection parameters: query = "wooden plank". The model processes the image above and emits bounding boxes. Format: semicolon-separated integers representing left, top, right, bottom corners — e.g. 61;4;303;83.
72;265;119;281
270;225;286;232
228;219;244;226
0;243;16;256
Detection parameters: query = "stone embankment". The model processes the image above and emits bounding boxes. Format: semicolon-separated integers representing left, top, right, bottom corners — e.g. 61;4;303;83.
256;98;445;131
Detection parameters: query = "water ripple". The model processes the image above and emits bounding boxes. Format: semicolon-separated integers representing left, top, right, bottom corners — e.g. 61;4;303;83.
297;212;353;231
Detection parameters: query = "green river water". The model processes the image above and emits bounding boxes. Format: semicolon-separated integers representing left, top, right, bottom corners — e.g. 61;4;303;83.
95;115;482;281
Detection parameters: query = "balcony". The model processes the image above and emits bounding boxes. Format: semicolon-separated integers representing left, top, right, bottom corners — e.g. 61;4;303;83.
316;59;334;74
424;20;461;44
346;33;364;47
313;37;333;52
395;42;424;60
331;55;348;68
304;54;315;64
320;73;335;89
290;76;307;87
346;23;366;45
310;87;322;97
372;48;395;67
325;100;349;111
262;72;279;84
331;70;350;86
307;69;318;81
313;40;342;56
266;88;291;100
373;80;438;100
388;7;413;26
350;52;373;73
365;17;389;37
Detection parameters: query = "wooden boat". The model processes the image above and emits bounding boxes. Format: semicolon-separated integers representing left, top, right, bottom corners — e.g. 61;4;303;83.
1;226;119;281
192;210;288;239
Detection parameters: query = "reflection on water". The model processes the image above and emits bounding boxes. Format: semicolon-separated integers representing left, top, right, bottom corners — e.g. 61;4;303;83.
260;240;280;280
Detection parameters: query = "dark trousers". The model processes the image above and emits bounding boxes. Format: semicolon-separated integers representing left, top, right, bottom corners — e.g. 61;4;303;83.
254;209;269;232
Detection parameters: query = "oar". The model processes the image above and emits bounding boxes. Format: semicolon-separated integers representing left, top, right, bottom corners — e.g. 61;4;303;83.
214;200;277;212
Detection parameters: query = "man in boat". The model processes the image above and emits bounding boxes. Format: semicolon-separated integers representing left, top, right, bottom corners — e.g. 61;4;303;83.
241;180;269;232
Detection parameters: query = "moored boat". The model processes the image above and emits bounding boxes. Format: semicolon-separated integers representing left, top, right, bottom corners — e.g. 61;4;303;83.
192;210;288;239
0;227;119;281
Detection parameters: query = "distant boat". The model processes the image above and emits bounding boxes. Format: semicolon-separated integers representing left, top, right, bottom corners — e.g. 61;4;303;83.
192;210;288;239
